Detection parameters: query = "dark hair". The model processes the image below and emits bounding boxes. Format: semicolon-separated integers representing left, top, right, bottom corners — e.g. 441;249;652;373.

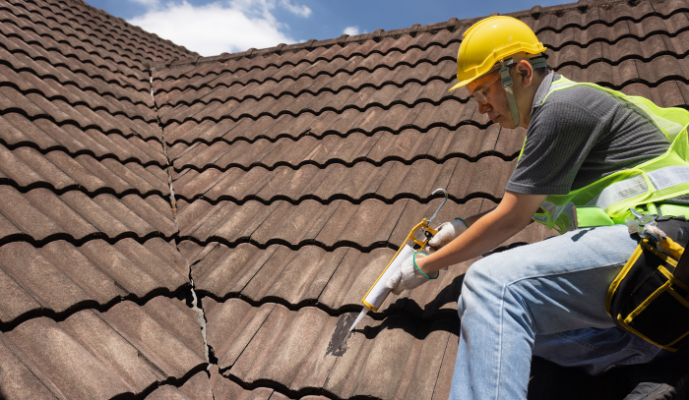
534;66;550;77
528;53;550;77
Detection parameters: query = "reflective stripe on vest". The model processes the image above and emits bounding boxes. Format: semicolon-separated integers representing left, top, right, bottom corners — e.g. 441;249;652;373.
523;76;689;234
590;166;689;211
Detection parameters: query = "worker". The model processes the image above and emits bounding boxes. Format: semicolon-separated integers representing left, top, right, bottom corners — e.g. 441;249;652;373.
385;16;689;400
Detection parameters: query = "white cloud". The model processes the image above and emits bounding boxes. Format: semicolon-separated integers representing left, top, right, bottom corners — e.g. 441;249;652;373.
128;0;160;6
127;0;310;56
343;26;359;36
279;0;311;17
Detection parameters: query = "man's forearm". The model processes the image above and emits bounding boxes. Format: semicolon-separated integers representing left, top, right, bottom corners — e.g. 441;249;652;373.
464;206;536;227
419;210;524;274
463;207;495;226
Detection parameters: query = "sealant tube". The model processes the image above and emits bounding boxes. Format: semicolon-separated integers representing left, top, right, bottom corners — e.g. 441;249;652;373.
353;189;447;332
361;244;415;311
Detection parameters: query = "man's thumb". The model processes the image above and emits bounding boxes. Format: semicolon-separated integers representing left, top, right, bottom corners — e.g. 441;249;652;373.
428;230;449;247
428;233;442;246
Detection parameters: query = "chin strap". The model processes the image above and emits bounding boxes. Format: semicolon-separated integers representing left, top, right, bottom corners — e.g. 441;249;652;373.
499;59;520;127
496;56;547;128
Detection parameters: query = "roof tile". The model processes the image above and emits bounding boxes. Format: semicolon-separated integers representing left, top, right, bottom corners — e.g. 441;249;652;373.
0;237;187;326
146;370;214;399
0;330;62;398
0;186;176;242
2;296;205;399
186;241;472;314
176;197;546;249
205;298;458;400
173;156;514;204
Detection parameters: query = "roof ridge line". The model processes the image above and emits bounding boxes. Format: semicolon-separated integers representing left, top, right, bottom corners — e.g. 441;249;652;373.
46;0;200;58
148;0;644;70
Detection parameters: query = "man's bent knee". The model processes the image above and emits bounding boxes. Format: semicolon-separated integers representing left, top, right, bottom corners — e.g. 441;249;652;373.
458;256;505;315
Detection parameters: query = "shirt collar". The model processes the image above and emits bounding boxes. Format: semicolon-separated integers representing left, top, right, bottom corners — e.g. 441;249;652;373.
531;71;556;112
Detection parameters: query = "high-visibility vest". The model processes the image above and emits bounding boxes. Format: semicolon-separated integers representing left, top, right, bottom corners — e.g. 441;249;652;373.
519;76;689;234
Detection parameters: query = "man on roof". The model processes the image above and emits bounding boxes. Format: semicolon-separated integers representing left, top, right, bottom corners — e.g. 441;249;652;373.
385;15;689;400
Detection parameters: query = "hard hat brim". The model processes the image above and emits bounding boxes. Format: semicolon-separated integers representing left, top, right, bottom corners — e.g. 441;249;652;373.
448;53;547;92
448;78;473;92
448;70;498;92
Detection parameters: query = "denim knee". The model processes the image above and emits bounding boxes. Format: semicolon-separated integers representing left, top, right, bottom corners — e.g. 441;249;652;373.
464;255;506;287
458;257;504;313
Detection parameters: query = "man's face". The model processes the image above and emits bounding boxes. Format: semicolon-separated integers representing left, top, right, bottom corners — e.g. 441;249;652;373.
466;71;517;129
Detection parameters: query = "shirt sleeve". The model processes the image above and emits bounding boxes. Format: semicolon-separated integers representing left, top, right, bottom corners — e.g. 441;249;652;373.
505;91;608;195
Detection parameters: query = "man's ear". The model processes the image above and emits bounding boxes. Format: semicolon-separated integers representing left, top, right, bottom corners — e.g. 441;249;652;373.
517;60;534;88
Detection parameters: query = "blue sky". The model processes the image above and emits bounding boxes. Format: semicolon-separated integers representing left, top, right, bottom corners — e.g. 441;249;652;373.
85;0;571;56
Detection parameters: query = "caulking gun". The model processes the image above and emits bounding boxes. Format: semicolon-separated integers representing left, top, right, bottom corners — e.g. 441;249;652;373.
349;188;450;332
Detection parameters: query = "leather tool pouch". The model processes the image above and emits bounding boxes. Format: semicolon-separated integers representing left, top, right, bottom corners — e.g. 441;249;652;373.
607;217;689;351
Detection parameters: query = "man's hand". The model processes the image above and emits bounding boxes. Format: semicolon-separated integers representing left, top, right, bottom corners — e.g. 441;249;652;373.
428;219;468;248
385;252;437;295
418;191;547;275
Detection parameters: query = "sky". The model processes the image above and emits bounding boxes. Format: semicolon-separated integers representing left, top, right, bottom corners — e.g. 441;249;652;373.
85;0;572;57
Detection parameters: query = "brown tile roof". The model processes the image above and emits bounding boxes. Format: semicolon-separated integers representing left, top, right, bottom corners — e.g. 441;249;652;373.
1;0;688;398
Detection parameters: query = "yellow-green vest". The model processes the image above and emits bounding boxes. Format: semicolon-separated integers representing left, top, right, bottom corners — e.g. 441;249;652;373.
520;76;689;234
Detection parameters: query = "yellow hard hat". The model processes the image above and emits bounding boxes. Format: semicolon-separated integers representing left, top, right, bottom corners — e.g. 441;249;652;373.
449;16;546;91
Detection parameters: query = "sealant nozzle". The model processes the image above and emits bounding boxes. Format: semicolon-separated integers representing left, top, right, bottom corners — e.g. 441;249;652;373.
349;307;369;332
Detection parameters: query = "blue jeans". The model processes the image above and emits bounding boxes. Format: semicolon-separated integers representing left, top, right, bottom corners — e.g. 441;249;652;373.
449;225;662;400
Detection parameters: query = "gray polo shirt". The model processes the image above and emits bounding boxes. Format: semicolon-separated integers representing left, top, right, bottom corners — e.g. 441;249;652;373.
506;72;677;201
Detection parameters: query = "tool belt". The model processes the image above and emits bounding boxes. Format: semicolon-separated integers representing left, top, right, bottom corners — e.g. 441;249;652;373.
606;217;689;351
